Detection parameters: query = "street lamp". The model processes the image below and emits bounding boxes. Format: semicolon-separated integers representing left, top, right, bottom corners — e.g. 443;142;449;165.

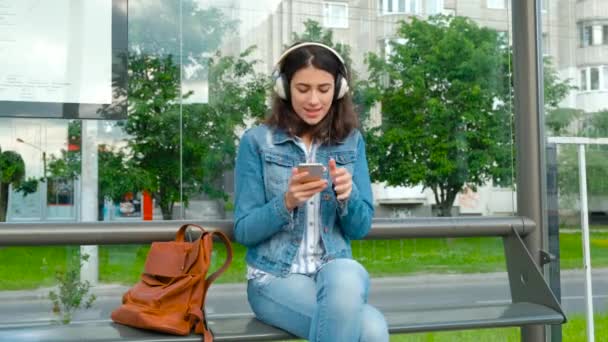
16;138;47;181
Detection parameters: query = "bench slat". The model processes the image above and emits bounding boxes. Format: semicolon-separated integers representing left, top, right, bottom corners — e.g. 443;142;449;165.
0;302;564;341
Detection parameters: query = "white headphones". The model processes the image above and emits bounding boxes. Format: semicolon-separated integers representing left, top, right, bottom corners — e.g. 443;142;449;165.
272;42;350;101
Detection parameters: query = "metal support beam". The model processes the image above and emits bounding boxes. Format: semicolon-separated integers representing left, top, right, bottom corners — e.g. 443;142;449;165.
511;0;549;341
0;217;535;246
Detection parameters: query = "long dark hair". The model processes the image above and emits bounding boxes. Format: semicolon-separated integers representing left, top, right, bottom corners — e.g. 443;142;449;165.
265;44;359;145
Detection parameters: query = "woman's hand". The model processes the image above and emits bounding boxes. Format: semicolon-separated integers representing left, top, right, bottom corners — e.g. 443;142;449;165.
329;158;352;201
284;168;328;211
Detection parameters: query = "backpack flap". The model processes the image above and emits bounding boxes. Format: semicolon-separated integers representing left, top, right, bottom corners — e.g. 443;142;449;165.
144;241;198;277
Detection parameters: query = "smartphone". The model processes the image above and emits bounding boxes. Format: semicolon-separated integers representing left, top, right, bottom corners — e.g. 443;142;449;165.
297;163;325;183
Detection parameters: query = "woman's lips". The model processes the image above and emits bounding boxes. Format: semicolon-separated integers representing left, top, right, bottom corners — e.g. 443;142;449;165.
304;108;323;117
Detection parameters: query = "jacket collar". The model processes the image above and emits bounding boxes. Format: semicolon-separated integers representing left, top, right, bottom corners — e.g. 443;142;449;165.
271;128;294;145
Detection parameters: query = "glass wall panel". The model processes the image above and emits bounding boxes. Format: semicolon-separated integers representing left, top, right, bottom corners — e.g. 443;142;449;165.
0;0;521;334
542;0;608;334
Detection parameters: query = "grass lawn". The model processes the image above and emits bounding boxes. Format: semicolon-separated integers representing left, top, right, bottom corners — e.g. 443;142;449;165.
390;313;607;341
0;232;606;290
273;313;606;341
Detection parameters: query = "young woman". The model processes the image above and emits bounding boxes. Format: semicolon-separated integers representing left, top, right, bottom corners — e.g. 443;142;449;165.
233;42;388;342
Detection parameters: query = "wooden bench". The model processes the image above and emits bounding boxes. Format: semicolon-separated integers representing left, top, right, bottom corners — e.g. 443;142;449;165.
0;217;566;341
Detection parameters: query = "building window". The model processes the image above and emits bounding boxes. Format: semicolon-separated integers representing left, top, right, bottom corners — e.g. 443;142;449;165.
580;69;587;91
590;67;600;90
381;0;421;14
487;0;506;9
541;33;549;55
577;24;594;47
579;66;608;92
323;2;348;29
604;25;608;45
584;25;593;46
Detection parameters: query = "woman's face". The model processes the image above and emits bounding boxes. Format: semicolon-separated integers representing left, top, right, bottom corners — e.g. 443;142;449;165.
289;65;335;126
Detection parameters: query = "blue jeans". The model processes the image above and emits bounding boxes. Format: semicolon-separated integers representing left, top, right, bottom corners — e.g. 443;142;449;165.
247;259;389;342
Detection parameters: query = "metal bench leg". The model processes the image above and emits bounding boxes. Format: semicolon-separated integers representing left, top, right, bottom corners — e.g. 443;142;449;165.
503;227;565;318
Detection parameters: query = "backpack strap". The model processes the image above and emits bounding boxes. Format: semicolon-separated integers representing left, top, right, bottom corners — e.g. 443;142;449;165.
190;306;214;341
202;230;233;293
175;224;232;342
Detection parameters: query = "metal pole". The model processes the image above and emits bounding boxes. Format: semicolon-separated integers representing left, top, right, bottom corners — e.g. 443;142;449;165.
511;0;548;340
80;120;99;285
578;144;595;342
546;143;562;342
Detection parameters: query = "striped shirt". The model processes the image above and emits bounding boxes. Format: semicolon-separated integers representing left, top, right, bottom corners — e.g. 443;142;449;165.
246;137;325;279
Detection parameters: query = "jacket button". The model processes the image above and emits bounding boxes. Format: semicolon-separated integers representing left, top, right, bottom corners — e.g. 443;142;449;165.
324;226;329;233
323;194;331;201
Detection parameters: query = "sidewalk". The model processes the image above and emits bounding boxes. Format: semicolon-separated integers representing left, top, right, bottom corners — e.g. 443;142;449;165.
1;267;607;302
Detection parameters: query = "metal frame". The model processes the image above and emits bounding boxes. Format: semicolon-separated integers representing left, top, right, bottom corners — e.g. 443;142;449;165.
512;0;553;341
0;216;532;246
504;227;564;315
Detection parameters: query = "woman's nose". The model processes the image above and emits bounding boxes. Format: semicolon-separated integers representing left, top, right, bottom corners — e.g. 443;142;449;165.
309;90;321;105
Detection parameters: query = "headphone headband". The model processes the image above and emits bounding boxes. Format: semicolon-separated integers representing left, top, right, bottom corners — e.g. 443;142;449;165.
272;42;350;100
274;42;347;76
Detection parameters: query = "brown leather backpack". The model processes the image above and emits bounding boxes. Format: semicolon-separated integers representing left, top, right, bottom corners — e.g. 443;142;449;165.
111;224;232;341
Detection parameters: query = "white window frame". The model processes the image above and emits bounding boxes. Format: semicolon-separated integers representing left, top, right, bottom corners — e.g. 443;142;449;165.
579;65;608;93
381;0;422;15
323;1;349;29
487;0;506;10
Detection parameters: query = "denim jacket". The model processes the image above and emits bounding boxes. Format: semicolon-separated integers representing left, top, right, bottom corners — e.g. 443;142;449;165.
233;124;374;277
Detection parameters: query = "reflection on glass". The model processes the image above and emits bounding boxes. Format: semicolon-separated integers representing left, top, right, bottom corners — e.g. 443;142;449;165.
0;0;520;223
543;1;608;230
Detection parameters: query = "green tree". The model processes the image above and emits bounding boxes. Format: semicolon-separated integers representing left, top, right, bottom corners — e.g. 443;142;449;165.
43;121;152;220
543;56;578;136
129;0;234;74
82;5;263;220
364;16;574;217
0;148;26;221
121;48;267;219
363;15;513;216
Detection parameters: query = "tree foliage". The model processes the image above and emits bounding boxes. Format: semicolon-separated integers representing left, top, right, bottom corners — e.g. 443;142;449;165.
0;147;26;221
363;15;513;216
128;0;235;77
557;110;608;200
121;49;267;219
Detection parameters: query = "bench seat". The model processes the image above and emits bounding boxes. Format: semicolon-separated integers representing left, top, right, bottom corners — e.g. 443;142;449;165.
0;302;564;342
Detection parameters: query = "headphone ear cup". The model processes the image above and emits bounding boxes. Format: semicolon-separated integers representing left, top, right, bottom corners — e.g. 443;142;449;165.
273;74;287;100
335;76;349;99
